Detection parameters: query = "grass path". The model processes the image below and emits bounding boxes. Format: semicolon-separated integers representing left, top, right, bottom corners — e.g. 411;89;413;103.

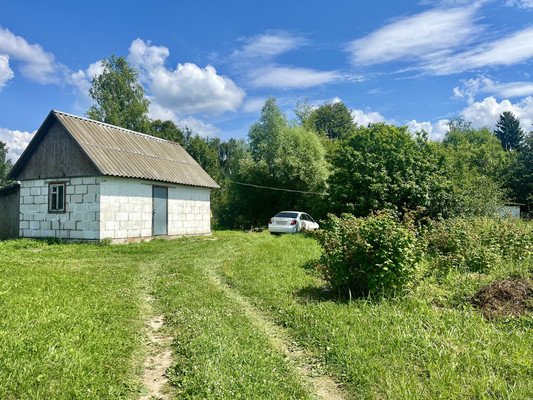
151;235;320;399
204;269;348;400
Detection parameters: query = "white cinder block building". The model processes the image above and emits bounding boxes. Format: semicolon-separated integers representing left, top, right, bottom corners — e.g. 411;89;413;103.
5;110;219;243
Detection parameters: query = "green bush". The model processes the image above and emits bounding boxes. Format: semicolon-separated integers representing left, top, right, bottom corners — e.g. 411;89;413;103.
315;211;418;297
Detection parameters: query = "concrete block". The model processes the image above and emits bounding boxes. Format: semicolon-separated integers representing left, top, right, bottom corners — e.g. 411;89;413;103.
90;221;99;231
44;229;55;237
29;221;40;230
116;212;128;221
34;213;45;221
104;202;120;212
116;229;128;238
75;185;88;195
66;185;75;195
82;177;96;185
20;187;30;197
105;220;119;230
20;221;29;229
141;228;151;237
127;229;140;237
120;220;132;230
69;230;83;239
83;193;96;203
23;196;34;204
30;187;41;196
76;221;89;231
100;211;114;222
28;204;41;213
100;230;113;239
83;230;97;239
87;184;99;195
33;195;45;204
71;194;83;203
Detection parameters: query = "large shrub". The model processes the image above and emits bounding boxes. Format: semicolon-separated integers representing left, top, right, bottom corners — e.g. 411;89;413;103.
315;211;418;297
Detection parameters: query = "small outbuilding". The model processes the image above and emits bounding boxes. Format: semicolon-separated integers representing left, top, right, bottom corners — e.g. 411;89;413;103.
4;110;219;243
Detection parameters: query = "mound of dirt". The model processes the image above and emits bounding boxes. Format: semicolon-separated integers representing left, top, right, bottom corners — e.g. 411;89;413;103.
473;279;533;320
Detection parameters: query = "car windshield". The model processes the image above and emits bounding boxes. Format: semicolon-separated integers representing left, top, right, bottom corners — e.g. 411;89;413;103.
275;212;298;219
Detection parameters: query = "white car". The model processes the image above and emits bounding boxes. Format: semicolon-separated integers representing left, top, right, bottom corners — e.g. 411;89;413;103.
268;211;319;234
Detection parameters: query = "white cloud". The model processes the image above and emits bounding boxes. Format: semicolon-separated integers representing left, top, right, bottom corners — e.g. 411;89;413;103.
347;7;479;65
454;75;533;102
129;39;168;72
148;103;220;137
351;109;388;126
129;39;245;115
179;116;220;137
506;0;533;8
248;65;341;89
347;5;533;76
460;96;533;129
0;27;60;84
0;55;14;90
233;32;307;60
242;97;266;113
424;26;533;75
68;60;104;97
150;63;245;114
407;119;450;140
0;127;35;161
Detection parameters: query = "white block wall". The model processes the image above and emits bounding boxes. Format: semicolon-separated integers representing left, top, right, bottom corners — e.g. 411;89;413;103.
99;177;211;242
19;177;100;240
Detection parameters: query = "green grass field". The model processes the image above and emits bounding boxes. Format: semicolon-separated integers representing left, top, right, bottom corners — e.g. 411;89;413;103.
1;231;532;399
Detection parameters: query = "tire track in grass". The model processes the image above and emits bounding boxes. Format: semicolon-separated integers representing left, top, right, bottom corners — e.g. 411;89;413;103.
140;296;174;400
139;253;174;400
206;270;348;400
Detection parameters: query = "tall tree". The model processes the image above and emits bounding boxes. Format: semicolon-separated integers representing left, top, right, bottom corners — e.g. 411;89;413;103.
307;101;355;140
87;55;150;133
220;98;329;228
443;116;509;179
494;111;524;151
507;131;533;211
327;123;453;218
0;140;13;186
148;119;185;145
440;117;509;216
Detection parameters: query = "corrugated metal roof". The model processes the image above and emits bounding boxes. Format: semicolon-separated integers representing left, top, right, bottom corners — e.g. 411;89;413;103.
53;110;219;189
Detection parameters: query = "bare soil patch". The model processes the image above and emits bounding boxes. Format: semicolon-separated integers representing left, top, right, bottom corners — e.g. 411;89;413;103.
140;312;174;400
473;279;533;320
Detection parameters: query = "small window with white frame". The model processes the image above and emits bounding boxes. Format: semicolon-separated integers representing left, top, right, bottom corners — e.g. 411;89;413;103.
48;182;66;212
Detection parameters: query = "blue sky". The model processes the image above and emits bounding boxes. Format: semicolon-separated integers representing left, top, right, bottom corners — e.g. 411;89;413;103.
2;0;533;160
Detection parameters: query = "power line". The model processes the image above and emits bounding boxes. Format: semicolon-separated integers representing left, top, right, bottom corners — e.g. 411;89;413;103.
227;180;325;196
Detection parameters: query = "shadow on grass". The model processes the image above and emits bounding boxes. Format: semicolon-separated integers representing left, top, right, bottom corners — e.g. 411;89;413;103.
295;260;393;305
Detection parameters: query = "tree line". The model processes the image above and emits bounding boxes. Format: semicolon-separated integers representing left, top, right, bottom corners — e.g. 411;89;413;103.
2;55;533;227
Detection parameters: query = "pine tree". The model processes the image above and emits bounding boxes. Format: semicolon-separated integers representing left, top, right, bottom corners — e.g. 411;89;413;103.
494;111;524;151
